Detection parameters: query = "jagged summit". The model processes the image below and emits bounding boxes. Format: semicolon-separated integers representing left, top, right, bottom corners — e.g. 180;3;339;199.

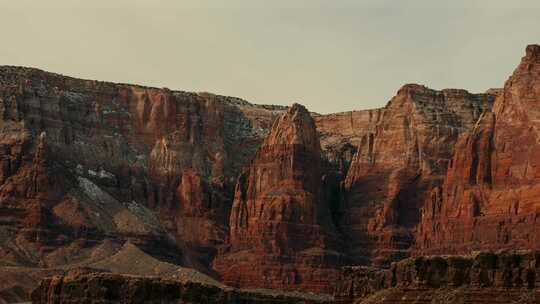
265;102;321;149
525;44;540;60
507;44;540;84
215;99;339;293
288;102;309;113
395;83;493;100
396;83;432;94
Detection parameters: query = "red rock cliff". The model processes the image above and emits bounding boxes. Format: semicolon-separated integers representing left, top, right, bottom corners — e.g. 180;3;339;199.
0;67;284;273
416;44;540;255
341;84;495;265
214;104;342;293
334;251;540;304
3;44;540;301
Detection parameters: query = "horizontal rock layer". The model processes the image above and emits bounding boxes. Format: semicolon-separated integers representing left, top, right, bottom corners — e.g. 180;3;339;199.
0;66;290;268
334;251;540;304
31;272;331;304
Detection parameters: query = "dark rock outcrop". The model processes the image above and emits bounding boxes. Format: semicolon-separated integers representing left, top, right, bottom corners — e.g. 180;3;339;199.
334;251;540;304
31;272;331;304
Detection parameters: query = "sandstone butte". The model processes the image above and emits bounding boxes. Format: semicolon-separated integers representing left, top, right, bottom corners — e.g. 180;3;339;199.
1;44;540;303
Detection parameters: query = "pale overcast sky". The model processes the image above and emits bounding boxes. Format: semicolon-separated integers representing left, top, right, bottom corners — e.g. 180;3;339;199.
1;0;539;113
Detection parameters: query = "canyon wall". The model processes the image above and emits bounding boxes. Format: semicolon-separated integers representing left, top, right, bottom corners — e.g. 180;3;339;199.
0;67;288;301
0;66;285;273
214;104;343;293
2;44;540;301
416;44;540;256
340;84;495;265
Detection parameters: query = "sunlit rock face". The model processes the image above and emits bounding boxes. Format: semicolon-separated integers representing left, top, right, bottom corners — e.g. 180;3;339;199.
0;67;286;273
416;45;540;256
214;104;343;293
3;44;540;301
340;83;495;265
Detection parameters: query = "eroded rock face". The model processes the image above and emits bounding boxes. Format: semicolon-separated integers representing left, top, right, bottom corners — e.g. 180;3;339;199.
31;272;331;304
315;109;383;176
0;67;285;272
340;84;495;265
334;251;540;304
214;104;342;293
416;44;540;256
3;44;540;301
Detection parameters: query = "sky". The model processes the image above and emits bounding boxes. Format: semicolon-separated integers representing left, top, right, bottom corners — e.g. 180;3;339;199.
1;1;539;113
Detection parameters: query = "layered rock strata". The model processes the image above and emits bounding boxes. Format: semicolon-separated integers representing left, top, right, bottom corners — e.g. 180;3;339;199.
334;251;540;304
0;66;286;273
31;272;331;304
0;66;286;302
341;84;495;265
416;44;540;256
214;104;343;293
2;44;540;301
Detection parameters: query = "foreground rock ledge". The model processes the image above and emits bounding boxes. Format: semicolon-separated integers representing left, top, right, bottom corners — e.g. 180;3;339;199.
334;251;540;304
31;272;332;304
